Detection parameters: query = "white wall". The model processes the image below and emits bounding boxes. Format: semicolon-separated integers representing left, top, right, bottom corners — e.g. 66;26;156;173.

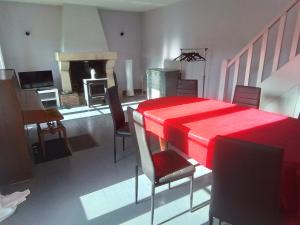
0;2;143;92
62;4;108;52
0;44;4;69
142;0;294;98
0;2;62;87
100;10;143;91
261;54;300;118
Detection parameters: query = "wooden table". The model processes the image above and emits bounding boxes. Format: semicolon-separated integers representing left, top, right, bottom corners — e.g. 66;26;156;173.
18;89;63;125
18;90;68;158
137;96;300;215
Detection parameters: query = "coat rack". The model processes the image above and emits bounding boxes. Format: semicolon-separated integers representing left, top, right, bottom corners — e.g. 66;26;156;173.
174;48;208;97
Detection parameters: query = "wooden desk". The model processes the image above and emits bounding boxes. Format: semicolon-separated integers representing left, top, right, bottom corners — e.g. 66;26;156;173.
17;89;63;125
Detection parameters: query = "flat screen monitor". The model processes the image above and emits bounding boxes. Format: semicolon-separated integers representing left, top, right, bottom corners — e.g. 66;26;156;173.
18;70;54;89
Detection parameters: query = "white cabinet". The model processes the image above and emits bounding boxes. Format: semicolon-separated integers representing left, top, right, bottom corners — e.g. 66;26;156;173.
146;69;180;99
37;88;60;108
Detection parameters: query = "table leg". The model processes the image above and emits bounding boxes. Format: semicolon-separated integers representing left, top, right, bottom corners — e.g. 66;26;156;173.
61;125;72;155
159;138;168;151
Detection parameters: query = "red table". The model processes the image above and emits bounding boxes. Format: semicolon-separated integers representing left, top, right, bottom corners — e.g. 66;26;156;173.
137;96;300;214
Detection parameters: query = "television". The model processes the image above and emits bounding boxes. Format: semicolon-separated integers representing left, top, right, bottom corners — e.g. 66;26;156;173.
18;70;54;89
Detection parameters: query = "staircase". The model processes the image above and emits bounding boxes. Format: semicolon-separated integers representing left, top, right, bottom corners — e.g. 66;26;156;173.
218;0;300;118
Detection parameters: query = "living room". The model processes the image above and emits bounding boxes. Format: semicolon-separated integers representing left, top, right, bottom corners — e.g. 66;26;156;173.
0;0;299;224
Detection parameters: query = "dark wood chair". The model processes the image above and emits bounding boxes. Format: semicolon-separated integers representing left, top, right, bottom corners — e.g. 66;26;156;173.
209;136;283;225
132;109;195;225
177;79;198;97
37;109;72;158
106;86;131;163
232;85;261;109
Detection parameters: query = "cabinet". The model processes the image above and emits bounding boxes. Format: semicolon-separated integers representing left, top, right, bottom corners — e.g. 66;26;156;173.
37;88;60;108
146;68;180;99
0;70;32;186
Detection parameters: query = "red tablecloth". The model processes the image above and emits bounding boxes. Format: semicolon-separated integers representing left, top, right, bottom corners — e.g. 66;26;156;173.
137;96;300;214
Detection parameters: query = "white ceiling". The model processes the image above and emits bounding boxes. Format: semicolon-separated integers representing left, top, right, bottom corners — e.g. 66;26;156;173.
0;0;187;12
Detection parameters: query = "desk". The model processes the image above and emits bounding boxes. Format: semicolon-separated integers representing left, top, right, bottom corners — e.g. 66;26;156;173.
137;96;300;214
17;89;63;125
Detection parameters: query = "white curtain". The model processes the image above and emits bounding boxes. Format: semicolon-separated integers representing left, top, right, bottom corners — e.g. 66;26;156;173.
0;44;5;69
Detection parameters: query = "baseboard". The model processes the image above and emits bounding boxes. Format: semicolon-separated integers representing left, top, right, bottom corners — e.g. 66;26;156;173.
122;89;146;96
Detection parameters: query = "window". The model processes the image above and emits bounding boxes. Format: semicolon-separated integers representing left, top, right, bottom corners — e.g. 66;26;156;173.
0;45;5;69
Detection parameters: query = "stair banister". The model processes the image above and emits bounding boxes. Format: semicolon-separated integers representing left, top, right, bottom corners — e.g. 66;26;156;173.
219;0;300;101
290;4;300;60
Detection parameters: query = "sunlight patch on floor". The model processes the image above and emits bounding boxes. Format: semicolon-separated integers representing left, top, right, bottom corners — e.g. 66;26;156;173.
60;100;143;121
79;165;211;222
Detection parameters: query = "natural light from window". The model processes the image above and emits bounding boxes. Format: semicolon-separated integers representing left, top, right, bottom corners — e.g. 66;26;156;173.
59;100;142;121
0;44;5;69
79;164;211;222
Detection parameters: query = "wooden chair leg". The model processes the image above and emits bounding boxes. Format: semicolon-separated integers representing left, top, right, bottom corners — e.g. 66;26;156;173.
58;130;62;139
57;120;64;143
37;124;41;144
61;126;72;155
151;184;155;225
135;165;138;204
37;124;46;158
40;132;46;158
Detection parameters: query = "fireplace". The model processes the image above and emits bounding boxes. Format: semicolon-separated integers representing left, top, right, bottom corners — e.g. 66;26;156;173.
55;52;117;93
69;60;107;93
55;52;117;107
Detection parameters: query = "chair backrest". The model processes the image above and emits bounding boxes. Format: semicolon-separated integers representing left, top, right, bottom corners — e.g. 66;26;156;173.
177;79;198;97
132;110;155;182
127;106;141;165
106;86;125;131
232;85;261;109
113;72;118;88
210;136;283;225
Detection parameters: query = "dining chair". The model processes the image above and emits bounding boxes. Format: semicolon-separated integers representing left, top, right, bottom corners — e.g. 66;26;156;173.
127;106;141;204
209;136;283;225
132;109;195;225
106;86;131;163
232;85;261;109
177;79;198;97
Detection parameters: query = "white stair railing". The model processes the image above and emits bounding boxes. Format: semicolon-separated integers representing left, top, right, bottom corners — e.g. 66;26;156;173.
218;0;300;100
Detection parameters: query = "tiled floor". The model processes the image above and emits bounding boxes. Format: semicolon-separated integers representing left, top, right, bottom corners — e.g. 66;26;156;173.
2;102;215;225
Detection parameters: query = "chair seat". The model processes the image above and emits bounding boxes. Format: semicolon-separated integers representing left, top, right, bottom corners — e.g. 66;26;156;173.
116;122;131;136
152;150;195;184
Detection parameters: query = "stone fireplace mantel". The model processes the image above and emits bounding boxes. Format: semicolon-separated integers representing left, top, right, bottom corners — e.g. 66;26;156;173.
55;51;117;94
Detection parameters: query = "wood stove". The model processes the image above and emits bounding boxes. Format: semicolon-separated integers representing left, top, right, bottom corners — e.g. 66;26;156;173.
83;78;108;107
